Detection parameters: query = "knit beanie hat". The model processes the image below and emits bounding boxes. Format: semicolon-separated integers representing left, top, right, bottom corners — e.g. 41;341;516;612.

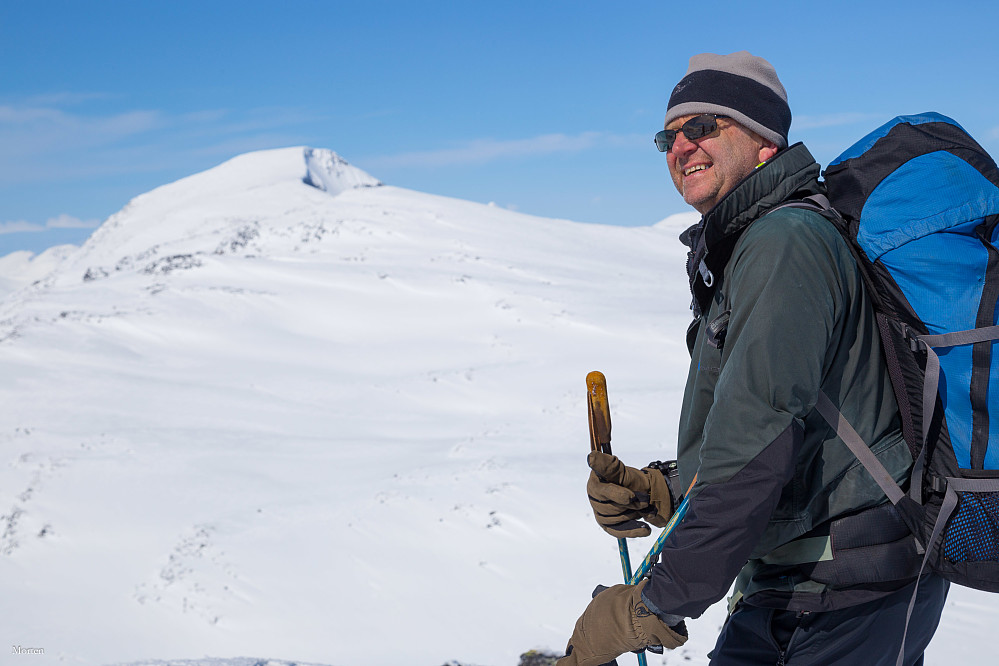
665;51;791;149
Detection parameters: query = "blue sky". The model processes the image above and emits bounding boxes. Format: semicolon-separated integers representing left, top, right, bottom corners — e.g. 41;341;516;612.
2;0;999;256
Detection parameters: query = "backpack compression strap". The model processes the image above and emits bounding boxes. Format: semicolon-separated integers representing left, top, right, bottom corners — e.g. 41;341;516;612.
813;390;918;666
913;326;999;500
813;391;905;504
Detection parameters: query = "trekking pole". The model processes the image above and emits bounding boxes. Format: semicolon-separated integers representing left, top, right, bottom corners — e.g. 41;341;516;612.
628;473;697;584
586;372;635;582
586;371;646;666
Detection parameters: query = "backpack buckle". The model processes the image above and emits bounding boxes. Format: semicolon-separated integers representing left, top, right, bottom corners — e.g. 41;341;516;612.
900;324;925;353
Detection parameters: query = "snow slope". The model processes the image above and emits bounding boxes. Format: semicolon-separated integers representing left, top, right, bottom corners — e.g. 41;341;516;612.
0;244;78;297
0;147;992;665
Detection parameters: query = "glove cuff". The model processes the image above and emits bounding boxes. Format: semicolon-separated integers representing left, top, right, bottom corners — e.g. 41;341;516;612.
631;581;688;650
641;466;674;528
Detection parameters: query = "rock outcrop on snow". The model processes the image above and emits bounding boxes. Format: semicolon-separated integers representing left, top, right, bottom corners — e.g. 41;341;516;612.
302;147;381;194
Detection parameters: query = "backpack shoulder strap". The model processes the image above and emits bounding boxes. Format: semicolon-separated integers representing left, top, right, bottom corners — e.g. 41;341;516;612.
764;193;833;217
814;390;905;504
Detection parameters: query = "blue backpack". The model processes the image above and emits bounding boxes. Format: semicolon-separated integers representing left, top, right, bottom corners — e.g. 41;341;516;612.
812;112;999;585
786;113;999;662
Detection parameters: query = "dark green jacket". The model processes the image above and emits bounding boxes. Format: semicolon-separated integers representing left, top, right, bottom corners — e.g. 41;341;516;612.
643;144;914;619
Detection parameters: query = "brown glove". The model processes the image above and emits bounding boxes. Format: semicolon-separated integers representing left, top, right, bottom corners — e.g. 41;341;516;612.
556;579;687;666
586;451;674;538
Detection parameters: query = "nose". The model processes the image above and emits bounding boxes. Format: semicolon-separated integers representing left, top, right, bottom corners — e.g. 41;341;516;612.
670;131;698;158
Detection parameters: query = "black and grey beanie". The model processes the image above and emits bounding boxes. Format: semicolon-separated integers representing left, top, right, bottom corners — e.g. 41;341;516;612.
665;51;791;149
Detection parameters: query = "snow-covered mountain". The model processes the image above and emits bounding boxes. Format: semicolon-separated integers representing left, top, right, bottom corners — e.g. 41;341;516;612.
0;148;991;665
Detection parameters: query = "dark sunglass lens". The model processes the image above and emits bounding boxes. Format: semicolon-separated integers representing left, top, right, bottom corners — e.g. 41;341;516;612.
656;115;721;152
654;129;676;152
683;115;718;140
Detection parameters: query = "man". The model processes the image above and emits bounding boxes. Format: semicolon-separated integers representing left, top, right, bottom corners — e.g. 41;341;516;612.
558;52;948;665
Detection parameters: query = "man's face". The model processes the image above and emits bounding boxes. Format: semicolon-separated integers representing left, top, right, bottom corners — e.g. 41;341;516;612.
665;114;778;215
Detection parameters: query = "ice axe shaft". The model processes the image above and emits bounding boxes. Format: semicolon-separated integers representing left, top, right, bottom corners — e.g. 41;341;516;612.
586;371;646;666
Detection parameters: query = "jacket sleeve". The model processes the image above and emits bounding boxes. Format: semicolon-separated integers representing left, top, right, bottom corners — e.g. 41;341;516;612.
643;210;847;619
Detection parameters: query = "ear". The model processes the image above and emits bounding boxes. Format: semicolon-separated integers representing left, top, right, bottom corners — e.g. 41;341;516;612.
758;141;780;164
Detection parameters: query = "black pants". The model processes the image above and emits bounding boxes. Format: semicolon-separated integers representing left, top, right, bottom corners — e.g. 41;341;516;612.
708;575;949;665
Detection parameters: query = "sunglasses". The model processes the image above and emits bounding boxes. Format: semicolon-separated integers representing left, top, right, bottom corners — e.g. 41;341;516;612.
654;114;728;152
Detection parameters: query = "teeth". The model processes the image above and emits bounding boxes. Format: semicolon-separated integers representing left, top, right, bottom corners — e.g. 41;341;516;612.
684;164;709;176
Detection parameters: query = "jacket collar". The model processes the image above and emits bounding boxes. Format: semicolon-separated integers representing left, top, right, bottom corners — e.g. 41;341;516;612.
680;143;822;319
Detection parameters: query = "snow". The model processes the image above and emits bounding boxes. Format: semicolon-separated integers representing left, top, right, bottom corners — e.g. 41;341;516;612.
0;244;78;298
105;661;331;666
0;147;992;665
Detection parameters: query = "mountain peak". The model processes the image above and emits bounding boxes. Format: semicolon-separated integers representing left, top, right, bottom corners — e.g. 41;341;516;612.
302;148;381;195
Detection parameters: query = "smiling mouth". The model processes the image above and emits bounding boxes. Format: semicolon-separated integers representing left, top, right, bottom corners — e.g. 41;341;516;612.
683;164;710;177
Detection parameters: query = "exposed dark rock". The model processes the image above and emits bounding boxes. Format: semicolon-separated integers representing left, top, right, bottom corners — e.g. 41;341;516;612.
141;254;203;275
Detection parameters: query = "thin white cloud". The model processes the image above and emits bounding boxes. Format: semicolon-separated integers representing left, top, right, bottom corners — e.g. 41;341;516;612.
5;91;117;107
0;99;319;184
0;215;101;235
46;214;101;229
0;220;43;234
0;105;65;124
0;104;165;157
367;131;644;168
0;104;161;132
